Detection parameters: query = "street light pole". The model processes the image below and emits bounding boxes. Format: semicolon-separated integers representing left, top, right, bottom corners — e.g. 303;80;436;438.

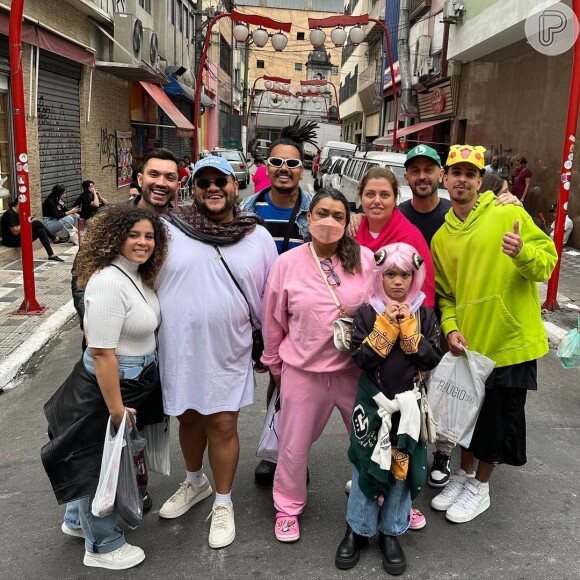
9;0;46;314
193;9;291;162
308;14;398;148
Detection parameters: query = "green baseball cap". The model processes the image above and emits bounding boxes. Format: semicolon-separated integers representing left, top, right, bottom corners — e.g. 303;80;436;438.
404;144;442;168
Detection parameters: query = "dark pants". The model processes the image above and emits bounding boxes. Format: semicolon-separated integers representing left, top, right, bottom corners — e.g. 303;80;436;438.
4;221;55;257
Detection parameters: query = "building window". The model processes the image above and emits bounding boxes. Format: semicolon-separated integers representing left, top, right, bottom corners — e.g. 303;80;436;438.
257;60;265;68
177;0;183;31
295;62;303;71
138;0;151;13
220;34;232;75
297;32;305;41
168;0;174;24
190;13;195;40
185;9;190;38
331;65;338;76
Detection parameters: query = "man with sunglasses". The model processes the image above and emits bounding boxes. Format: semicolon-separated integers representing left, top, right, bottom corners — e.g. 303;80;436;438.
240;132;315;487
156;154;277;550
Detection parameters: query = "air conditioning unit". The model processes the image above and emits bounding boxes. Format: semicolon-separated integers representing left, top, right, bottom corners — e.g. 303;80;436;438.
442;0;465;24
143;28;158;68
113;13;143;64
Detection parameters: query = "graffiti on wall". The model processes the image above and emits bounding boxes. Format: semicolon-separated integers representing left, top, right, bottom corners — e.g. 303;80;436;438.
100;127;116;171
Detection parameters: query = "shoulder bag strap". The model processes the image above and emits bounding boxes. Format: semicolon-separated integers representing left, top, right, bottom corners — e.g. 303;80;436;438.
214;245;257;330
309;242;348;318
280;193;302;254
111;264;147;304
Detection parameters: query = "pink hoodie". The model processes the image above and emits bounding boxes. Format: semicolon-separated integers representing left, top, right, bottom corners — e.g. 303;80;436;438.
261;243;375;375
252;165;271;193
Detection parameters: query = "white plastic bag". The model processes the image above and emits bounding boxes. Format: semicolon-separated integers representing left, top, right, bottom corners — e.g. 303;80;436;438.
143;417;171;476
91;412;126;517
427;348;495;447
256;389;280;463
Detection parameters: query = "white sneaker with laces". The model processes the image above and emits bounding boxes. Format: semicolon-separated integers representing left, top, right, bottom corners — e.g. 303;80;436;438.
61;522;85;539
208;502;235;549
83;543;145;570
446;478;490;523
159;476;213;519
431;469;474;511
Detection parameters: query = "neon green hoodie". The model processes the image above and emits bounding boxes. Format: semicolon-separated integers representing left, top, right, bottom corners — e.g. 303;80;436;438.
431;191;557;367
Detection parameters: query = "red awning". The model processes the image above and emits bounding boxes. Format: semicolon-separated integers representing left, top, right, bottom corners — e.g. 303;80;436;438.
0;11;95;67
139;81;195;138
395;118;448;138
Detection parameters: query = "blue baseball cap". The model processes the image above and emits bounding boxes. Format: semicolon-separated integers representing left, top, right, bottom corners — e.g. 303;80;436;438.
191;155;237;180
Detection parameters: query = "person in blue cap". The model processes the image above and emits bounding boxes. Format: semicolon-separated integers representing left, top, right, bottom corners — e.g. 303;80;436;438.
156;153;278;550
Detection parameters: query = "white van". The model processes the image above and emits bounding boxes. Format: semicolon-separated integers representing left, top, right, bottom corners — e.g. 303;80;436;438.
314;141;357;181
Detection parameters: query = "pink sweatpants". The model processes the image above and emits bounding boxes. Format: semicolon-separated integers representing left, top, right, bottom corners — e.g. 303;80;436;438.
273;363;360;516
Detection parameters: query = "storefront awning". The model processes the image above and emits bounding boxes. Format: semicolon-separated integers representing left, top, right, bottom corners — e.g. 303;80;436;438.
374;118;449;147
96;61;166;83
162;76;215;107
140;81;195;137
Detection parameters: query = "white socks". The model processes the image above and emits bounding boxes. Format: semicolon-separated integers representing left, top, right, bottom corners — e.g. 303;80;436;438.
186;468;204;486
214;491;232;506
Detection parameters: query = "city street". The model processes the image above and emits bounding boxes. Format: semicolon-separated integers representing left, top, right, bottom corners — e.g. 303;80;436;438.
0;311;579;579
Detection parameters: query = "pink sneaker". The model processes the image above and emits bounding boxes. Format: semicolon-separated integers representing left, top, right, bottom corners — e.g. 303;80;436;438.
409;507;426;530
275;513;300;543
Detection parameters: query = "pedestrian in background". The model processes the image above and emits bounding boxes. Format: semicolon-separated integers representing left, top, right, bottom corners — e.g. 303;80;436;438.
261;188;375;543
1;197;64;261
42;184;79;242
511;156;532;202
42;205;168;570
74;179;109;221
480;172;510;196
251;156;271;193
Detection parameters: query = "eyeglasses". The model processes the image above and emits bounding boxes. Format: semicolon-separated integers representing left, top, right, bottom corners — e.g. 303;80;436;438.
195;176;232;189
320;259;341;286
267;157;302;169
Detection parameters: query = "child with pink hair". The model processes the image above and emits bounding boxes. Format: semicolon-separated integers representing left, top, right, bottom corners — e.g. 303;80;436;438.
335;242;442;575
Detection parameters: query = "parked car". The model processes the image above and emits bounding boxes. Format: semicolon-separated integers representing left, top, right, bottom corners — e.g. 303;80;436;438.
252;138;271;158
320;156;349;190
339;151;450;209
315;155;347;190
211;148;249;189
313;141;357;182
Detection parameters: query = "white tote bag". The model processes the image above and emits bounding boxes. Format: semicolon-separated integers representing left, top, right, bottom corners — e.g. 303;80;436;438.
256;389;281;463
427;348;495;448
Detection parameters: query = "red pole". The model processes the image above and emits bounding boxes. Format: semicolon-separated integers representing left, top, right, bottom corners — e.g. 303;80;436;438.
370;18;398;150
9;0;45;314
543;0;580;311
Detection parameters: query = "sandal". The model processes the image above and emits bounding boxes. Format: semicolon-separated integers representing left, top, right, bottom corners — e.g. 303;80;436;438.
275;513;300;543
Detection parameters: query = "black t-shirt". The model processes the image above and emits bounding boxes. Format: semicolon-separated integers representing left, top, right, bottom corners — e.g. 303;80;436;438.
42;197;66;220
398;197;452;247
1;207;21;246
74;191;100;220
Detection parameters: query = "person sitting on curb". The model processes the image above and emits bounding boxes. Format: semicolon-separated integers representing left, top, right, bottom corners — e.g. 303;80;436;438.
1;197;64;261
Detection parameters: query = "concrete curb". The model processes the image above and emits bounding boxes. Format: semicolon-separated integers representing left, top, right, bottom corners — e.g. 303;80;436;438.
0;300;76;392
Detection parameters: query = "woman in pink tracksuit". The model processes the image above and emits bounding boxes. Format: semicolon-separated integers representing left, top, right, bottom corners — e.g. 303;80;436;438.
261;188;375;543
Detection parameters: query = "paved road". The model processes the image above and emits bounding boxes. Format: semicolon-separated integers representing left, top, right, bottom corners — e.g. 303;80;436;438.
0;319;579;579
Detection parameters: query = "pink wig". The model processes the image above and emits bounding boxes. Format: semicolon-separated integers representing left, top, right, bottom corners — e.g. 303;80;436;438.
363;242;426;309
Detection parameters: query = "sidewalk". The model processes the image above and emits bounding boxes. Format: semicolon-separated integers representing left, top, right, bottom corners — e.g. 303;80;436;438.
0;243;578;392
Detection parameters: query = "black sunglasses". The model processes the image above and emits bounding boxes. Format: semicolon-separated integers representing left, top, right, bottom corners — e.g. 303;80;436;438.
267;157;302;169
195;176;232;189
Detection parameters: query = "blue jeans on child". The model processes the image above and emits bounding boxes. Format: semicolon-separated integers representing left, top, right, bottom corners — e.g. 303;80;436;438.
63;351;155;553
346;465;411;537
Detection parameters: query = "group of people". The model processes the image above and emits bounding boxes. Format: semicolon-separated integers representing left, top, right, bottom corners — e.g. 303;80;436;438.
40;123;558;575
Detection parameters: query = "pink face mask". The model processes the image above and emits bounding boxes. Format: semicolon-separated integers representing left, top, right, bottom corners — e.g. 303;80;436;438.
309;216;345;244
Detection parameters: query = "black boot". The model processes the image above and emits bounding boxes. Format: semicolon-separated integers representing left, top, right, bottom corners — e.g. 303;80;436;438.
379;532;406;575
335;524;369;569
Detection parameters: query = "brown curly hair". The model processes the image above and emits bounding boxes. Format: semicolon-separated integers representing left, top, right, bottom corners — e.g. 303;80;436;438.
74;205;168;288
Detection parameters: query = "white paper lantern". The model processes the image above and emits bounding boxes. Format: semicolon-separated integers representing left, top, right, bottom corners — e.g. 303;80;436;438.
330;27;347;47
271;32;288;52
252;28;269;48
349;25;365;46
310;28;326;48
233;24;250;43
264;80;272;90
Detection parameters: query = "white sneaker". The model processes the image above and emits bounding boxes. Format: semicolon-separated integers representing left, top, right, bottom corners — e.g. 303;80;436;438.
345;480;352;494
431;469;474;511
61;522;85;539
159;476;213;519
446;478;490;523
208;502;235;549
83;543;145;570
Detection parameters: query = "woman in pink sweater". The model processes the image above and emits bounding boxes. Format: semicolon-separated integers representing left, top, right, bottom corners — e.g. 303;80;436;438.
261;188;375;543
251;157;271;193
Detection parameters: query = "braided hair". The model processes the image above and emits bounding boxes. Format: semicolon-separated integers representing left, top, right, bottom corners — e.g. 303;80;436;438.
267;117;319;160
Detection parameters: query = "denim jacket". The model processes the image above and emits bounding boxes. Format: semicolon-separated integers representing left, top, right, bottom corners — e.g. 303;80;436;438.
239;186;312;245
